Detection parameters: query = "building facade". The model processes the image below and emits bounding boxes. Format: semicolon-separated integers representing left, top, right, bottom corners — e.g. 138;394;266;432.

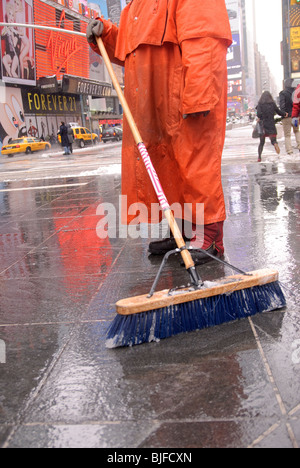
0;0;124;147
1;0;286;148
226;0;281;111
226;0;244;115
282;0;300;81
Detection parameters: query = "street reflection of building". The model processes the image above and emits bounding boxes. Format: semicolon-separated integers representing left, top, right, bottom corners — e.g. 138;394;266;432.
0;0;124;147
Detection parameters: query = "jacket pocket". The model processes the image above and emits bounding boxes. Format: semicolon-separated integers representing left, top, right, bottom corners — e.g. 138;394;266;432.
166;65;183;132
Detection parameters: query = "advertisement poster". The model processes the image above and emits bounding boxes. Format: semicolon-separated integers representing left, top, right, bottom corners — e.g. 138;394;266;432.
0;0;36;85
290;1;300;76
0;87;28;146
227;33;242;78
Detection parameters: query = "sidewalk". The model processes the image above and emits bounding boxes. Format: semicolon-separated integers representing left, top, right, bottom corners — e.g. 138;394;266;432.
0;155;299;448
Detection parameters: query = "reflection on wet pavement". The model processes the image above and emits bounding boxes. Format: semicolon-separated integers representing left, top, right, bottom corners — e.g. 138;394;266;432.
0;160;300;448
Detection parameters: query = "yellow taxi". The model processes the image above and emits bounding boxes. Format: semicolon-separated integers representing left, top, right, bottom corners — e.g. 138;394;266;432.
58;127;99;148
1;137;51;157
73;127;99;148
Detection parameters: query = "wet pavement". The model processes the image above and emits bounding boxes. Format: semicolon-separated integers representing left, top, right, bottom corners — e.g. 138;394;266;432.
0;128;300;448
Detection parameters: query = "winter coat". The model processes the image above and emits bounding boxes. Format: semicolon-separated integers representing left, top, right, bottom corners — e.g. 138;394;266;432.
279;86;295;117
292;84;300;118
67;125;74;144
90;0;232;225
256;102;285;137
59;124;69;147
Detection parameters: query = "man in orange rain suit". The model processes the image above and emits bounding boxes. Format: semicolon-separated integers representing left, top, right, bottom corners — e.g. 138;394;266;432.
87;0;232;264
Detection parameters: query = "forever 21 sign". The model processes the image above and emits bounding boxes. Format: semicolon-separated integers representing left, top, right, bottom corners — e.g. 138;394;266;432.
22;89;79;115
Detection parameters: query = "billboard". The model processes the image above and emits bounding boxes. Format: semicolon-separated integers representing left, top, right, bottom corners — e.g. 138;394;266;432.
225;1;241;78
33;0;89;81
62;74;111;97
0;0;36;85
225;0;242;112
0;86;28;146
227;33;242;77
289;2;300;76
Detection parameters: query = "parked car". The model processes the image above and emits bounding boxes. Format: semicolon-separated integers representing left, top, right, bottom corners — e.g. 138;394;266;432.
1;137;51;156
101;126;123;143
58;127;98;148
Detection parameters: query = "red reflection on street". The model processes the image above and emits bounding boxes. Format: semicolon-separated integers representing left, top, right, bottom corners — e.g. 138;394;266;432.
52;201;113;298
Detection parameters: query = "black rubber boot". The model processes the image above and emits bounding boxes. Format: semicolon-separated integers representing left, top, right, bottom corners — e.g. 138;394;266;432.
180;243;223;266
148;234;192;255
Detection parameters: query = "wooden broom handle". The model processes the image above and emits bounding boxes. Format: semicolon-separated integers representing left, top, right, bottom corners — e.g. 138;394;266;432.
96;37;142;145
96;37;195;270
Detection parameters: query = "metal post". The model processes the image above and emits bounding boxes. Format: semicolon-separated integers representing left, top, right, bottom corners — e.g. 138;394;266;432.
87;96;94;146
0;22;86;37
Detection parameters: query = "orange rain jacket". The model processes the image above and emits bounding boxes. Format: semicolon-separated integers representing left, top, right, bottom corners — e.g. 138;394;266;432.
91;0;232;225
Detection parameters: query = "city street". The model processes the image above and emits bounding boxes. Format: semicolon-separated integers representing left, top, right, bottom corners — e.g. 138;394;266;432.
0;123;300;449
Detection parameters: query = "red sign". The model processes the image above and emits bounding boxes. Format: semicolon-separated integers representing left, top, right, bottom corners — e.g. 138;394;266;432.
99;119;123;125
34;0;89;80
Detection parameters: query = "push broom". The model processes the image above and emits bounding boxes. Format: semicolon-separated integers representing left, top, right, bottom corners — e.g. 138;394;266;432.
95;37;286;348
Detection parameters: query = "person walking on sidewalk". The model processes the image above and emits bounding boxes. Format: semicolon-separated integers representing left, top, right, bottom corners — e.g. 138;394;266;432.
256;91;287;162
279;79;300;155
59;122;71;155
86;0;232;265
67;124;74;154
291;82;300;143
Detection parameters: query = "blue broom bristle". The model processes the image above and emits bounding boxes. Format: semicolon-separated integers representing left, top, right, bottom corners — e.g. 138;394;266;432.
105;281;286;348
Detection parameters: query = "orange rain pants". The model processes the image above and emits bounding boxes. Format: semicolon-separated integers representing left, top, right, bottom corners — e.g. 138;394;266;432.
91;0;232;225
